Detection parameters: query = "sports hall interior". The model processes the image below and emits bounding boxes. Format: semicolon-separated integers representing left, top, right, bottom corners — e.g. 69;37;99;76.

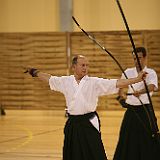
0;0;160;159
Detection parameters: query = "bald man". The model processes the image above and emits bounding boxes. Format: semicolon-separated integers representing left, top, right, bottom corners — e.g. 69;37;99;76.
25;55;147;160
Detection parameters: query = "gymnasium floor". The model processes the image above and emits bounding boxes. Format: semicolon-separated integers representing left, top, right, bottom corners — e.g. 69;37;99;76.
0;110;160;160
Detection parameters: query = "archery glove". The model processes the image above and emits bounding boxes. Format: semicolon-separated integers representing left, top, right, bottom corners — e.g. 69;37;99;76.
24;68;39;77
116;96;128;108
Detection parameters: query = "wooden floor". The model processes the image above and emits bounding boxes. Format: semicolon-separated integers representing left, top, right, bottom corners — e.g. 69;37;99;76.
0;110;160;160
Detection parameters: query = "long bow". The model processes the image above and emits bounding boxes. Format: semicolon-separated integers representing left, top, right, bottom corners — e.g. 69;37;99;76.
72;16;152;136
116;0;160;141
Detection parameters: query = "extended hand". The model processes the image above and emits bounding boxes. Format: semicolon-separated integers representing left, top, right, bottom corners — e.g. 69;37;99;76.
132;91;140;97
23;67;39;77
23;67;30;73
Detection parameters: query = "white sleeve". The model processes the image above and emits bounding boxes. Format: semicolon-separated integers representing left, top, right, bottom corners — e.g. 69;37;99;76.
48;76;65;93
95;78;119;96
147;70;158;90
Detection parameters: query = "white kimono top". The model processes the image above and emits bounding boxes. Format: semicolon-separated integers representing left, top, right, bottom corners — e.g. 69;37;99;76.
49;75;118;131
121;66;158;105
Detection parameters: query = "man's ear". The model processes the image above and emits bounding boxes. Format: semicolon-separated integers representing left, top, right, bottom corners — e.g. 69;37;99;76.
71;64;75;71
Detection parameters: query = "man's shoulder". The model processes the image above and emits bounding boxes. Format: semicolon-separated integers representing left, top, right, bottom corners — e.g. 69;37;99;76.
85;76;104;83
125;67;135;72
50;75;72;80
145;67;156;73
84;76;95;81
87;76;102;80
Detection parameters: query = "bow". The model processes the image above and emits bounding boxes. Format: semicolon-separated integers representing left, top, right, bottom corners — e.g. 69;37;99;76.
116;0;160;142
72;16;152;136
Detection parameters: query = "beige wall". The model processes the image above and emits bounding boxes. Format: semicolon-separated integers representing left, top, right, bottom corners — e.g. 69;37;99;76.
0;0;60;32
0;0;159;32
73;0;160;31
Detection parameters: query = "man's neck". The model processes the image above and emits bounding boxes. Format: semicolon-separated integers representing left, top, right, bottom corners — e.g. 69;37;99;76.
74;75;85;84
136;65;146;73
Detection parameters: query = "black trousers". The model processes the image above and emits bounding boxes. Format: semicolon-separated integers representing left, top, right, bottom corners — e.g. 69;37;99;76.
113;104;160;160
63;112;107;160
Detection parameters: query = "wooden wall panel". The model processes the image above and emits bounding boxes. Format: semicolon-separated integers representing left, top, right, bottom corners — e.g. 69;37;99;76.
0;33;67;110
0;30;160;110
145;30;160;108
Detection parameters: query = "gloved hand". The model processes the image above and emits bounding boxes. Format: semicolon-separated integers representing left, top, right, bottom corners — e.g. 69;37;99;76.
24;68;39;77
116;96;128;108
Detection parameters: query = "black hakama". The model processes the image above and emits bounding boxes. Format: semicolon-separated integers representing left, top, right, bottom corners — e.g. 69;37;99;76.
113;104;160;160
63;112;107;160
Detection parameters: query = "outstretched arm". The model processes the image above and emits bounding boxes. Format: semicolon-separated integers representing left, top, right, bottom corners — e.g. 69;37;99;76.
24;68;51;83
36;71;51;83
116;71;147;88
